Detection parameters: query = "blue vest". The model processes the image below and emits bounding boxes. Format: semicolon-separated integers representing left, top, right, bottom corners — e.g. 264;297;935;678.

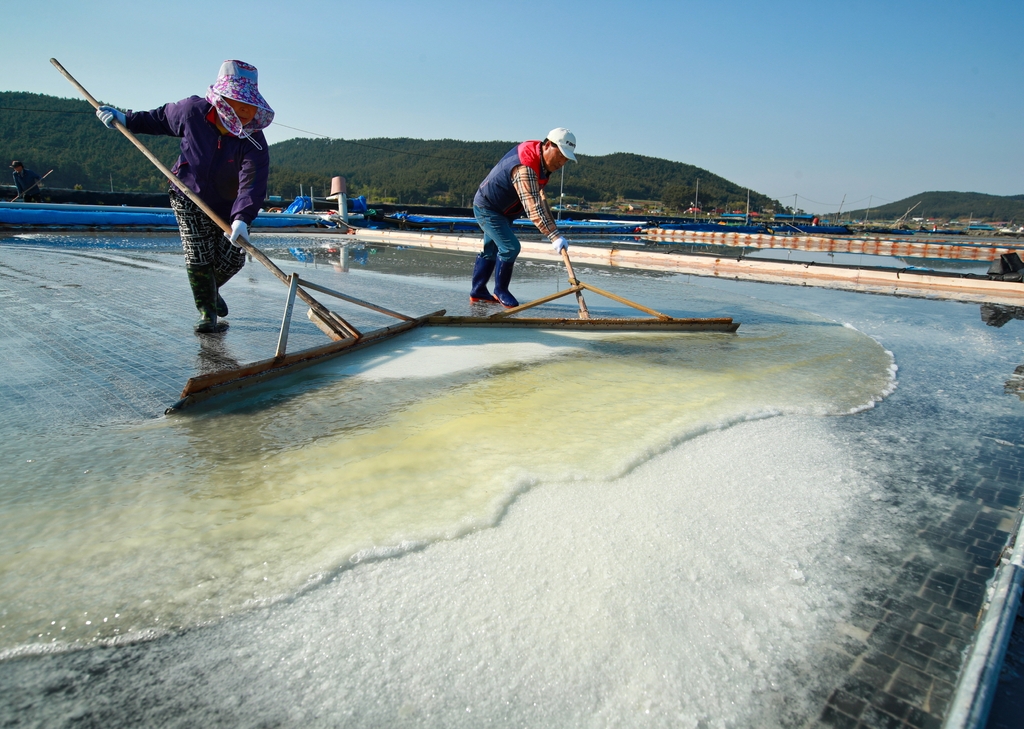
473;141;549;219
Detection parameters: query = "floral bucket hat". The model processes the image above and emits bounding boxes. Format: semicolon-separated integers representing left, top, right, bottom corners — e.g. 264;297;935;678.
206;60;274;138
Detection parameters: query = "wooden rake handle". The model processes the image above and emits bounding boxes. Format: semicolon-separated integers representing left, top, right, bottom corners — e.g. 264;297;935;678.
560;248;590;319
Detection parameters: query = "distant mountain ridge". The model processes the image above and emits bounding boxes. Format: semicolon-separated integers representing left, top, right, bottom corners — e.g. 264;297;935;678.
267;137;779;211
844;191;1024;223
0;91;774;210
3;91;1019;219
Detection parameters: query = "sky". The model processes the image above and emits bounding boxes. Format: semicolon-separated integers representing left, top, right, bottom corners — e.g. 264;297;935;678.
3;0;1022;213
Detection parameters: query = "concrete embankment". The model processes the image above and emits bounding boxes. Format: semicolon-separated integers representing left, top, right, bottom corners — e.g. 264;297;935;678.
337;228;1024;307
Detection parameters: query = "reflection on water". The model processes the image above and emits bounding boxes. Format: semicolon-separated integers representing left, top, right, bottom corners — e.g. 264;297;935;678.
979;305;1024;397
1005;364;1024;400
981;303;1024;328
195;332;242;373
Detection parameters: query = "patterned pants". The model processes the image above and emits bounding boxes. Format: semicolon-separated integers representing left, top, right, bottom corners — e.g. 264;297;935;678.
169;188;246;279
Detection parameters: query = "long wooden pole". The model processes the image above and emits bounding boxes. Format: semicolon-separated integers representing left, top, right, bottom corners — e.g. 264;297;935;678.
49;58;356;340
560;248;590;319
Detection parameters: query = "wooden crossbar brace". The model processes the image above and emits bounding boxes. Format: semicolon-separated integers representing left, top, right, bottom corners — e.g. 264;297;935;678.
275;275;421;357
490;249;673;321
562;249;590;318
276;273;300;357
298;278;415;322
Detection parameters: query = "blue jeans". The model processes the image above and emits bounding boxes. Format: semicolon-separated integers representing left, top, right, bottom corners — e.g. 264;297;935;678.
473;205;521;262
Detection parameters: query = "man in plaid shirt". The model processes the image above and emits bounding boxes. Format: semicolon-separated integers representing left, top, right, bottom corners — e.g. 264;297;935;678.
471;128;577;307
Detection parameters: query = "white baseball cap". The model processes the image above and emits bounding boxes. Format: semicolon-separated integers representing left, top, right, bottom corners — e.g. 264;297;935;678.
546;127;577;162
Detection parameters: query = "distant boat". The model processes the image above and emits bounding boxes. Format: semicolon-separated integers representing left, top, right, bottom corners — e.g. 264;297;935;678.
860;227;918;236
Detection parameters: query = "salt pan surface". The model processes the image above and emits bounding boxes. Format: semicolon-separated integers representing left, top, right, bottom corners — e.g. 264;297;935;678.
0;319;893;656
3;417;885;729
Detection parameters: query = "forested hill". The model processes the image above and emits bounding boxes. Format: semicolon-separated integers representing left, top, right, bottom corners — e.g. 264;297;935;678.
0;91;182;192
845;191;1024;223
1;90;776;211
269;137;778;210
8;91;1019;219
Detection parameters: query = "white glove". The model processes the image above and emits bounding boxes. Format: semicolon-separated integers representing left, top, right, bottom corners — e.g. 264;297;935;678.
96;106;126;129
226;220;249;248
551;235;568;253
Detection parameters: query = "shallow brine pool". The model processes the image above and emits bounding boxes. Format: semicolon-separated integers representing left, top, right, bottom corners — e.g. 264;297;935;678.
0;235;1021;728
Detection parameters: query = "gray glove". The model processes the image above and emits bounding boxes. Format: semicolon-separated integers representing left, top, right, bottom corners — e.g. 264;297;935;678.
96;106;126;129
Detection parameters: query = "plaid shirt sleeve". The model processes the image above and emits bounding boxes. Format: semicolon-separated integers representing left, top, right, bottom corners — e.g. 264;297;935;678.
511;165;561;242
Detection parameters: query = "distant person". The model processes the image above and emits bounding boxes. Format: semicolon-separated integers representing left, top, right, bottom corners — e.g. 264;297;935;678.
470;128;576;307
10;161;43;202
95;60;274;334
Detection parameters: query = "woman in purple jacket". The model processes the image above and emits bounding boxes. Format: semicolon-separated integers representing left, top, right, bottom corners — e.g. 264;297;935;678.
97;60;274;333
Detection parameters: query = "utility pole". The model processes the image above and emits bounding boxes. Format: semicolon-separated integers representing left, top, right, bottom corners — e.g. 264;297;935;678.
558;166;565;221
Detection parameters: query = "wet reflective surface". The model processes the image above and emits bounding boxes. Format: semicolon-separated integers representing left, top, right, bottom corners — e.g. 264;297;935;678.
0;233;1022;728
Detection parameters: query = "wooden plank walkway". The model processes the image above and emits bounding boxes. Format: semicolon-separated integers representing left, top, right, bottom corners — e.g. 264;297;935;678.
343;229;1024;306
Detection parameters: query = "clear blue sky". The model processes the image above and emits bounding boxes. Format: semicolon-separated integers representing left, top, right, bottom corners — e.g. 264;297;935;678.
4;0;1021;213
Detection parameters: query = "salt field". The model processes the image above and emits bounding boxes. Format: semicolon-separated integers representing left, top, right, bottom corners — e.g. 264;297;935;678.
0;233;1022;728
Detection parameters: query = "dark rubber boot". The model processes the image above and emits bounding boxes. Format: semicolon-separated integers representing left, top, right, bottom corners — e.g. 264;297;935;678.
213;270;233;317
186;264;228;334
493;258;519;308
469;254;499;303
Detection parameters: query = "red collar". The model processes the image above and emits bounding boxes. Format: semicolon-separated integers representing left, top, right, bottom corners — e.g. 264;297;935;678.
206;107;232;136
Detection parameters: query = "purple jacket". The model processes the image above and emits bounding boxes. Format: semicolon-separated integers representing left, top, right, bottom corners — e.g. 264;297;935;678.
126;96;269;225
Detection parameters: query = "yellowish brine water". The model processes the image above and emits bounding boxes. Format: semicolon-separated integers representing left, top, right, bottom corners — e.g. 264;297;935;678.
1;321;894;656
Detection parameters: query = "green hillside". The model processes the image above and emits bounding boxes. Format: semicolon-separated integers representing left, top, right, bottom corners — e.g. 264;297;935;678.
1;91;775;211
845;191;1024;223
0;91;182;192
268;138;777;211
8;91;1018;220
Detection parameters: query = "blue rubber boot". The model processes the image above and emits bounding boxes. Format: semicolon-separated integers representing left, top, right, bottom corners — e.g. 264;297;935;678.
493;258;519;308
469;254;498;303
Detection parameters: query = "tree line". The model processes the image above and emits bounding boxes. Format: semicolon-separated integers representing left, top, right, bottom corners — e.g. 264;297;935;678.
10;91;1021;220
1;92;182;193
268;138;780;213
2;91;779;213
